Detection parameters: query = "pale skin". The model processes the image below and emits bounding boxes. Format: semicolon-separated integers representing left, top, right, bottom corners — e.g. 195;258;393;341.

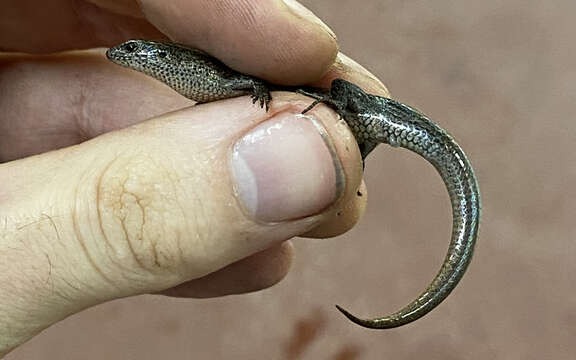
0;0;390;356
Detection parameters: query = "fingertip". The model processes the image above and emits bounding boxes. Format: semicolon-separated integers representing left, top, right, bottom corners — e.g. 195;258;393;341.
313;52;391;98
303;180;368;238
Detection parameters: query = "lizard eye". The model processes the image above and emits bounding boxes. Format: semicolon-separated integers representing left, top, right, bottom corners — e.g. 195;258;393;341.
157;50;168;58
122;41;138;52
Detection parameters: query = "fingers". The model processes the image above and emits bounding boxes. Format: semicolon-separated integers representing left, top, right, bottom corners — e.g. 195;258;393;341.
161;242;293;298
137;0;338;83
0;50;190;161
312;52;391;97
1;0;338;85
0;0;164;53
0;89;363;344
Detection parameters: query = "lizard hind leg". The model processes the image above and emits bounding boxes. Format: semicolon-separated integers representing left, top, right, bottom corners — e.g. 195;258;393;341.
224;77;272;111
301;96;348;118
250;81;272;111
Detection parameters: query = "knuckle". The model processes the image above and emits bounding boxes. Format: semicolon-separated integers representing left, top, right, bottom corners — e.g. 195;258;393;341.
94;153;191;274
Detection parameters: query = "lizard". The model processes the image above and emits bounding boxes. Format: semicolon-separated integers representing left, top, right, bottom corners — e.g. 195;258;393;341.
106;39;481;329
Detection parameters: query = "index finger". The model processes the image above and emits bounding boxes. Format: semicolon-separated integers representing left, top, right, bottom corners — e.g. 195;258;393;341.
0;0;337;85
137;0;338;84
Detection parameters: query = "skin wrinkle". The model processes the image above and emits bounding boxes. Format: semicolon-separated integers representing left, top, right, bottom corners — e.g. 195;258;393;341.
228;0;264;31
260;12;334;80
95;158;118;260
73;184;118;291
98;166;125;268
51;274;79;305
97;120;223;277
71;164;119;289
170;175;188;272
98;152;189;274
70;69;93;142
149;231;161;268
148;174;186;270
131;190;163;268
118;191;146;270
187;188;211;270
172;189;190;273
145;157;188;273
197;0;273;33
209;0;239;18
118;169;149;271
169;142;223;273
60;277;80;293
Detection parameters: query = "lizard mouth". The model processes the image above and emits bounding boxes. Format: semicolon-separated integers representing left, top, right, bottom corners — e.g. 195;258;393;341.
106;40;153;66
105;46;131;65
106;48;152;69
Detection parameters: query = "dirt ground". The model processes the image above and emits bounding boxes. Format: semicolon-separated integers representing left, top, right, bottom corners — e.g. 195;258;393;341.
11;1;575;359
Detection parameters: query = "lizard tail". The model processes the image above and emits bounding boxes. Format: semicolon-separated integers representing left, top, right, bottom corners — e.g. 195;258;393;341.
337;103;481;329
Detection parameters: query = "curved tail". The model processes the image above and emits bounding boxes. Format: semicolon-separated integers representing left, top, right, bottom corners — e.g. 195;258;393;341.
338;100;481;329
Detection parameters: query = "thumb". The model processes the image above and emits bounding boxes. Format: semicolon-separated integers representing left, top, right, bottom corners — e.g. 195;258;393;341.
0;92;363;350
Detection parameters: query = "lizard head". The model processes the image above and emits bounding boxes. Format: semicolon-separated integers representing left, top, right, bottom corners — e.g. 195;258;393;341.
106;40;173;69
106;39;211;78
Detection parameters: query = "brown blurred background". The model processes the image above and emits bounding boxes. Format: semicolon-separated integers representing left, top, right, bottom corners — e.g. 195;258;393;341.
10;0;575;359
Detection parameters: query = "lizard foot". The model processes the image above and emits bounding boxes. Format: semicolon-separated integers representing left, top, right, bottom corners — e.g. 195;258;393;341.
251;82;272;111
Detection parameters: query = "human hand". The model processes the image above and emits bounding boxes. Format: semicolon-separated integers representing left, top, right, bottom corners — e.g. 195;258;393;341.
0;0;388;356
